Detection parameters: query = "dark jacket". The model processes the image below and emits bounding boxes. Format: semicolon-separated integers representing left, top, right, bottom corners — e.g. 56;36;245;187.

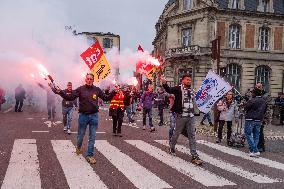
140;91;156;109
162;83;197;115
57;85;115;114
15;86;26;100
123;91;132;106
244;96;267;121
62;89;78;108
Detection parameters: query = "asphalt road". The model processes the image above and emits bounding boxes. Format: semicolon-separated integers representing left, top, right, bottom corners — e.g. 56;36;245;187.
0;107;284;189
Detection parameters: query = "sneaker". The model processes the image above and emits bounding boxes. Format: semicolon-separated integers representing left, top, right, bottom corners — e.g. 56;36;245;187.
169;148;176;156
86;156;96;164
158;123;163;126
209;122;213;127
227;140;233;146
130;119;135;123
216;138;221;143
249;152;260;157
142;125;146;130
200;122;205;125
67;129;71;135
75;147;82;155
63;126;67;131
191;155;203;165
150;127;155;132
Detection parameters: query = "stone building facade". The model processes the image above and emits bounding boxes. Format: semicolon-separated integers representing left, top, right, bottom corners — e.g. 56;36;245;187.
153;0;284;97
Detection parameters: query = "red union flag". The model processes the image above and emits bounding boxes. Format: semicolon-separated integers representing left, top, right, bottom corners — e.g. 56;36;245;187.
80;41;104;70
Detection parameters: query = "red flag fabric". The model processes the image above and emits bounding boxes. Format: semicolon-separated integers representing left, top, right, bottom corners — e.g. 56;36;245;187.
137;45;144;52
136;45;144;73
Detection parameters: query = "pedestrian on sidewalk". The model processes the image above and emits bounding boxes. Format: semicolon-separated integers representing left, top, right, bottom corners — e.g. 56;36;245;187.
200;111;213;126
51;73;116;164
109;85;125;137
161;74;203;165
140;85;156;132
244;88;267;157
216;91;238;146
275;92;284;125
14;84;26;112
61;82;77;135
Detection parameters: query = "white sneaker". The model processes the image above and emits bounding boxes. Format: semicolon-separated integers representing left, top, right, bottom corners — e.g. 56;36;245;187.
142;125;146;130
63;127;67;131
249;152;260;157
254;152;260;156
67;129;71;134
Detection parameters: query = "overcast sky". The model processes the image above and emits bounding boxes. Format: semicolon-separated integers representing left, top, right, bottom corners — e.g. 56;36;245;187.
63;0;168;51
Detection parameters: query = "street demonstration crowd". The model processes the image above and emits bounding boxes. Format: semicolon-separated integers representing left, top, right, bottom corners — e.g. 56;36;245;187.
1;73;284;165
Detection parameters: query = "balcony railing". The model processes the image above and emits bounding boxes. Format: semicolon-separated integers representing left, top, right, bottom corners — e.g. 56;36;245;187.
165;45;211;59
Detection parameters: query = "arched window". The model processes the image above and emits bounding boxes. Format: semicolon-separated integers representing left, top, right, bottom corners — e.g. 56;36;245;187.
255;65;271;92
229;25;241;49
226;63;242;91
258;27;269;51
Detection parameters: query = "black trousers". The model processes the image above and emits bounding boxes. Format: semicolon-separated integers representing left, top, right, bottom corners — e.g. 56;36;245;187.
257;123;265;151
112;108;124;134
15;99;24;111
218;120;232;141
280;108;284;124
158;106;164;124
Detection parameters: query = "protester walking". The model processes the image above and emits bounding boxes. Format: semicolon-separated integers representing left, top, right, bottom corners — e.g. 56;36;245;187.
62;82;77;134
140;85;156;132
51;73;116;164
161;74;203;165
168;94;176;144
124;86;134;124
156;87;167;126
200;111;213;126
38;83;57;120
109;85;125;137
15;84;26;112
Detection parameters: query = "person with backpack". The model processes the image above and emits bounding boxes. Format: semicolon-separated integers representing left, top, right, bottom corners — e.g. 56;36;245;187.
216;91;238;146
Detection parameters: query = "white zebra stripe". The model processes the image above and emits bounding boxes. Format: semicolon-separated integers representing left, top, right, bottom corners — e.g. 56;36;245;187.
126;140;235;187
1;139;41;189
96;140;172;189
155;140;281;183
197;140;284;172
51;140;107;189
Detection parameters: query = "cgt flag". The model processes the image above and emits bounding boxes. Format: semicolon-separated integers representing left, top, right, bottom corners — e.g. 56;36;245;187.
195;70;232;113
80;41;111;83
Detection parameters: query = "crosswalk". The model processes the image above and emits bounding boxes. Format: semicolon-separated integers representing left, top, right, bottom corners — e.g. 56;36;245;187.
1;139;284;189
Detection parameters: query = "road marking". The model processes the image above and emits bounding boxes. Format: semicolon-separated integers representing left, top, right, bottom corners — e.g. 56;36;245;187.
122;123;139;128
155;140;281;183
70;131;106;134
53;121;62;125
1;139;41;189
96;140;172;189
32;131;49;133
26;118;34;120
126;140;235;187
51;140;107;189
3;106;13;113
197;140;284;172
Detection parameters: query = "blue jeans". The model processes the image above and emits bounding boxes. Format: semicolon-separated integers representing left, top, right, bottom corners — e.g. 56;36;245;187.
201;112;212;123
126;105;132;122
62;107;74;129
77;113;98;156
132;101;137;114
169;112;176;143
244;120;261;153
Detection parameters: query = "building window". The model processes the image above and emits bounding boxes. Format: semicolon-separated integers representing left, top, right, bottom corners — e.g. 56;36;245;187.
231;0;239;9
255;65;271;92
258;27;269;51
226;64;241;92
262;0;269;12
103;38;113;48
182;28;192;47
229;25;241;49
183;0;192;10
